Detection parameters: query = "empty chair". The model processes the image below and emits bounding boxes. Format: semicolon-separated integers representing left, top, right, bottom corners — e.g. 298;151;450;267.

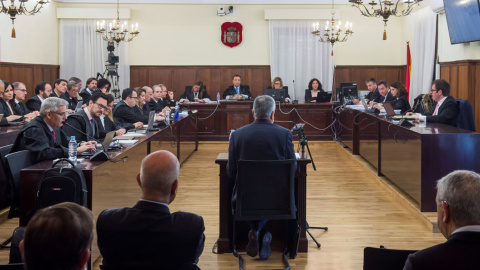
5;150;34;218
456;99;476;132
233;159;298;270
363;246;418;270
0;144;13;209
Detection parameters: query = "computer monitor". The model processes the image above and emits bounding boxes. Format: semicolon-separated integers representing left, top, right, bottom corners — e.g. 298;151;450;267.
339;82;358;105
263;88;286;101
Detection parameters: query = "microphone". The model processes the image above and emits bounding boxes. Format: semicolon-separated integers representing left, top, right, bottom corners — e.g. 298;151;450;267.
62;121;109;161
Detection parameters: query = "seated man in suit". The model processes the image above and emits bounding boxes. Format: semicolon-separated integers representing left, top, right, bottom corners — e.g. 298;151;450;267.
149;84;167;113
227;95;296;259
62;92;109;142
11;97;95;163
114;88;163;127
223;74;251;100
179;81;211;103
97;150;205;270
20;202;94;270
96;94;126;139
64;80;80;112
25;81;52;112
369;80;393;106
13;82;38;119
406;79;459;127
354;78;380;105
404;170;480;269
79;77;97;105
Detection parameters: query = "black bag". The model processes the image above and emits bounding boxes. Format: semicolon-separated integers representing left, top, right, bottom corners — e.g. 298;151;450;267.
36;159;87;210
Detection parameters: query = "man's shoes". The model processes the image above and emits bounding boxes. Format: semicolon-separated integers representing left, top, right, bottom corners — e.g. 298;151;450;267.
246;230;259;257
259;231;272;260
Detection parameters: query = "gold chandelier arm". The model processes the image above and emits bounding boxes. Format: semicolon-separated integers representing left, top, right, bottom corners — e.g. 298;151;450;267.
18;0;49;16
352;2;378;17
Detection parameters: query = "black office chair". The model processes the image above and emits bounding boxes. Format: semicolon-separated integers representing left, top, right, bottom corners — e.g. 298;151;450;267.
4;150;34;219
9;227;25;264
0;144;13;208
456;99;476;132
363;246;418;270
0;263;24;270
233;159;297;270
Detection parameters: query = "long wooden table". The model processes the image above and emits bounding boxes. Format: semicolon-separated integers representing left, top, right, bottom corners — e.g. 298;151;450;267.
337;108;480;212
19;114;198;263
181;102;334;141
215;152;312;253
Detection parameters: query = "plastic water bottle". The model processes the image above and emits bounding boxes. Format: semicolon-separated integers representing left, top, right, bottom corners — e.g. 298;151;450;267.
165;111;170;125
68;136;77;163
174;102;180;123
217;92;221;103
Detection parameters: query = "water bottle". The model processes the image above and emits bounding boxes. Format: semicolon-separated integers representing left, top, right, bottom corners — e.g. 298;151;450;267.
68;136;77;163
217;92;221;103
165;111;170;125
174;102;180;123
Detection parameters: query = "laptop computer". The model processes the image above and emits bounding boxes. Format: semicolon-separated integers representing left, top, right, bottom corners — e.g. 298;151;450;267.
316;92;333;103
146;111;159;131
75;101;83;112
360;96;369;111
78;131;116;157
383;102;397;118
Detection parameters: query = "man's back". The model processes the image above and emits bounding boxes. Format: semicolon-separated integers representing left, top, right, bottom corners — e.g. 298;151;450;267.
97;200;205;270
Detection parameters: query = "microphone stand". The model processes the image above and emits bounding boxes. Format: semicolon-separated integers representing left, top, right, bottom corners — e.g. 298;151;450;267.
62;121;110;161
291;123;328;248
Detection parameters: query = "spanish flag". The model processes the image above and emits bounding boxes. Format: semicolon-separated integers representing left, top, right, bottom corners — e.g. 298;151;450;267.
406;41;411;99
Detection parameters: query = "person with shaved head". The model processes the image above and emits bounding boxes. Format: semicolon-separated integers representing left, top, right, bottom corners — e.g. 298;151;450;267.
97;150;205;270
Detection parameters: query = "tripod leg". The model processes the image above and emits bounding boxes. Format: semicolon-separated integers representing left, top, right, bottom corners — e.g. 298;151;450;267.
306;228;321;248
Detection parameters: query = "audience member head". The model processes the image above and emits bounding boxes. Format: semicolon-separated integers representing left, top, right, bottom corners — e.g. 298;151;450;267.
13;82;27;102
97;78;111;93
20;202;93;270
160;84;168;99
69;77;82;90
39;97;68;130
85;77;97;92
253;95;275;123
308;78;322;91
390;81;407;98
67;80;80;98
272;77;283;89
104;94;115;116
377;80;388;97
152;85;162;101
88;92;109;118
121;88;138;108
431;79;450;102
143;86;153;102
436;170;480;238
3;81;13;101
192;81;204;93
232;75;241;87
137;150;180;204
365;78;377;92
54;79;68;95
135;87;146;107
35;82;53;99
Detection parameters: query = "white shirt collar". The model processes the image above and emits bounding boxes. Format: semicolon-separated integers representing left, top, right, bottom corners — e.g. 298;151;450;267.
452;225;480;234
436;96;448;107
38;95;44;103
139;199;169;208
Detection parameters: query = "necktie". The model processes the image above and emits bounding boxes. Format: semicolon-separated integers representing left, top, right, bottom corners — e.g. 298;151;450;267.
52;130;56;143
235;87;239;94
90;119;95;138
433;103;440;116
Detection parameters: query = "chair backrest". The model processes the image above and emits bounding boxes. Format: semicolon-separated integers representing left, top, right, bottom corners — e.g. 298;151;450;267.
235;159;296;221
0;263;25;270
456;99;476;132
363;246;418;270
0;144;13;208
5;150;33;218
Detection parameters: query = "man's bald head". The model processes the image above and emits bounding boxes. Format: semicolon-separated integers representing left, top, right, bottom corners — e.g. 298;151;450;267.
138;150;180;202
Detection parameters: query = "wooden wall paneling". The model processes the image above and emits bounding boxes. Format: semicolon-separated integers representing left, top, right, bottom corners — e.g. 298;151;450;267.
197;67;222;99
172;68;197;96
130;67;148;89
148;68;172;89
334;67;350;88
449;65;459;97
247;67;271;98
440;65;449;82
456;65;469;99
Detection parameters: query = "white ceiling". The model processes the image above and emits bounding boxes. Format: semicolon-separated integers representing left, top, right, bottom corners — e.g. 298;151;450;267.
55;0;353;4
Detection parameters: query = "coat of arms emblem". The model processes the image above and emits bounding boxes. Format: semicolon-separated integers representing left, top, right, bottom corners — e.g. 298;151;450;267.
221;22;242;48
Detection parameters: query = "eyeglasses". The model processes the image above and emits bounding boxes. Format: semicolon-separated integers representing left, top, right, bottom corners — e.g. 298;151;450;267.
16;89;27;92
95;102;108;111
52;111;67;117
129;96;139;100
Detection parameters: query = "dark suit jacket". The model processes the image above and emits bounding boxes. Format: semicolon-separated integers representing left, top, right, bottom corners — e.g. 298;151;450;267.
149;98;170;113
425;96;459;127
63;92;79;111
62;109;99;142
142;102;151;116
0;99;22;126
305;89;324;103
181;87;211;101
113;101;149;125
79;88;93;105
223;85;251;99
11;116;68;163
390;94;411;114
365;88;381;102
97;200;205;270
25;95;42;112
404;231;480;270
374;91;394;103
95;116;120;139
50;90;68;100
14;101;31;116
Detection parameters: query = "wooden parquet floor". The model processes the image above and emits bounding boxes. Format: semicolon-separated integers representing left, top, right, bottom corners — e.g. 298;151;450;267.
0;141;445;269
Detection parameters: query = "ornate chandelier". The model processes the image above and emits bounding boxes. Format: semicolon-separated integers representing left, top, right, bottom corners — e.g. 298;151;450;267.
311;0;353;56
348;0;421;40
96;0;140;45
1;0;50;38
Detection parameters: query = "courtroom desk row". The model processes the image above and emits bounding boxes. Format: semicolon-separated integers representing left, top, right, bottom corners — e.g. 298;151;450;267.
336;108;480;212
0;125;22;147
215;153;312;253
180;101;335;141
18;114;198;264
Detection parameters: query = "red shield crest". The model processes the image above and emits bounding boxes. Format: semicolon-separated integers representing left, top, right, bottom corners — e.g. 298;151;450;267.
221;22;242;48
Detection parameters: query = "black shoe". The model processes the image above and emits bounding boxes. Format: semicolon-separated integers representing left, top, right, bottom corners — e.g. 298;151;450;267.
259;231;272;260
246;230;259;257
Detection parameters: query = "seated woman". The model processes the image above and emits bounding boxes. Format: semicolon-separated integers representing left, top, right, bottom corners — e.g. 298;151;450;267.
270;77;291;103
179;81;211;103
305;78;324;103
95;94;126;138
0;81;28;126
135;87;151;116
374;81;411;114
97;78;111;94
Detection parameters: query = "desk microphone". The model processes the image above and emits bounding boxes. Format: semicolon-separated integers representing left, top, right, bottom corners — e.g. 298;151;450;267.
62;121;109;161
